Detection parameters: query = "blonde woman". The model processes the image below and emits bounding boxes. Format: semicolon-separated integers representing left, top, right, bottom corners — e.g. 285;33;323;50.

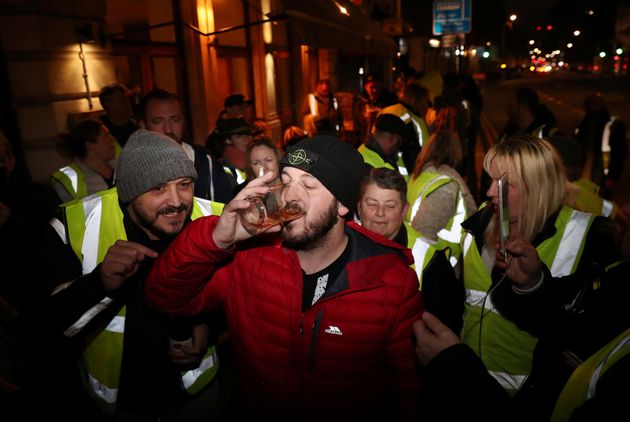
459;134;621;396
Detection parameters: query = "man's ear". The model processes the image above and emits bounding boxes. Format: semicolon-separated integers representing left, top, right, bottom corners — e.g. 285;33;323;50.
402;201;410;217
337;202;350;218
139;120;146;129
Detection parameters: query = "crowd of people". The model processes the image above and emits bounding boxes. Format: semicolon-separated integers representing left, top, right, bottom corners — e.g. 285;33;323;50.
0;68;629;421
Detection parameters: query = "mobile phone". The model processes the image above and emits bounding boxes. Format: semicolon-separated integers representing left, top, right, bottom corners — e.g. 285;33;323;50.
498;174;510;261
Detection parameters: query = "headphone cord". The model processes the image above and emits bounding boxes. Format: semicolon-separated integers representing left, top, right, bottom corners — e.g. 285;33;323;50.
478;270;508;361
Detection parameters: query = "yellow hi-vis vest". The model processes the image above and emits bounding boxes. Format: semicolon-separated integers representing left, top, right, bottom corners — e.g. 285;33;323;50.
223;165;246;185
461;205;594;394
572;178;618;218
57;187;224;414
406;171;467;288
51;162;89;201
550;327;630;422
114;138;122;157
358;144;409;181
378;104;429;149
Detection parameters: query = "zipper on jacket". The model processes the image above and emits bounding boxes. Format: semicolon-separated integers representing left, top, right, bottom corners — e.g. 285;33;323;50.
307;309;325;372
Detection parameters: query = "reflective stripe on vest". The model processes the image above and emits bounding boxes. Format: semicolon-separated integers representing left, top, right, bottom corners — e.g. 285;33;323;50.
333;97;340;131
396;152;408;177
52;162;89;201
602;199;614;217
106;315;125;333
81;195;103;274
308;93;318;116
50;217;67;244
548;209;591;277
551;328;630;422
59;187;222;413
207;155;215;201
601;116;617;175
461;205;594;393
410;237;432;287
87;371;117;407
223;166;246;185
59;165;79;194
399;112;425;148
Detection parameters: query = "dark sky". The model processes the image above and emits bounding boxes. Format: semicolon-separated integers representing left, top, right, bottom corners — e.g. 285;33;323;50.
402;0;621;61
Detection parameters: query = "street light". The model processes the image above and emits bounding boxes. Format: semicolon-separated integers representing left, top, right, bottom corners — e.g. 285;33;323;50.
573;30;581;36
567;43;573;48
502;14;518;57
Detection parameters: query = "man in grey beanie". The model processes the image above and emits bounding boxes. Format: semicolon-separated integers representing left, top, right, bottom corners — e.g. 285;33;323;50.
145;135;424;419
29;129;223;420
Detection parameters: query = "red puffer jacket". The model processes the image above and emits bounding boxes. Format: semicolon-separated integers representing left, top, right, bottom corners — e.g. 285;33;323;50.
145;216;423;420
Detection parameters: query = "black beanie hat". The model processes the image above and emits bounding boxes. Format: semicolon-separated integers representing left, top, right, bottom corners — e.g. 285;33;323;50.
280;136;366;212
375;113;410;140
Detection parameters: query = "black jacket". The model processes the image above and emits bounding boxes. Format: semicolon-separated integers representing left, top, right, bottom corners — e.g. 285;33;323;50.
420;206;626;421
422;260;630;422
19;207;206;419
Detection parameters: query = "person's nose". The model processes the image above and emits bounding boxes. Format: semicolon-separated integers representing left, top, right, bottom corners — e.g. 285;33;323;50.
487;179;498;200
283;181;306;204
375;204;386;217
164;184;183;206
164;120;173;135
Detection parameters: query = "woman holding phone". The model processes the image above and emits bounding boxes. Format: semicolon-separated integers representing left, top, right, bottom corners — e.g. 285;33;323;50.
454;133;622;397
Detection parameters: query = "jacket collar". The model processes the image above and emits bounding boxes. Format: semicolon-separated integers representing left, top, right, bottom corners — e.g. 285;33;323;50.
314;221;414;300
461;204;560;250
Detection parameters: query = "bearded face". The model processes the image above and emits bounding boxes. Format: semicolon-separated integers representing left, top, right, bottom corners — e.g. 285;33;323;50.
128;178;194;240
281;197;339;251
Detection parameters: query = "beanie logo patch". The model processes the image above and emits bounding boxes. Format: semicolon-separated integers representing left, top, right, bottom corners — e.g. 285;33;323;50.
284;149;317;168
287;149;308;165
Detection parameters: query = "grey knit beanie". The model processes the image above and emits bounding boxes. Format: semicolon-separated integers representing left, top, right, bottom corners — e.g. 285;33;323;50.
115;129;197;203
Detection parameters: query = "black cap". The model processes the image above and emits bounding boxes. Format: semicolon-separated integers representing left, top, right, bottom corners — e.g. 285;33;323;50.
375;113;411;140
222;118;252;136
224;93;252;108
280;136;366;212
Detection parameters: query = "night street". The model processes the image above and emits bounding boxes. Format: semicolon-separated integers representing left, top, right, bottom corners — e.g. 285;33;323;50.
478;72;630;203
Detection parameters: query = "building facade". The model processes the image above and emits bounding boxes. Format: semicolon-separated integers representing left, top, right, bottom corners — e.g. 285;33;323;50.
0;0;396;183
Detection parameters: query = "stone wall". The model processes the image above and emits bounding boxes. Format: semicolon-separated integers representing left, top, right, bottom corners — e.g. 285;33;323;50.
0;0;115;182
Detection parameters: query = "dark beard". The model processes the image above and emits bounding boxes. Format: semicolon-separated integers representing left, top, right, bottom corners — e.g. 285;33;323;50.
281;199;339;251
131;202;191;240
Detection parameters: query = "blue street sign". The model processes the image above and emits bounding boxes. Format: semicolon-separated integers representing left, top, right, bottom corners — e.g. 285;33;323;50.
433;0;472;35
